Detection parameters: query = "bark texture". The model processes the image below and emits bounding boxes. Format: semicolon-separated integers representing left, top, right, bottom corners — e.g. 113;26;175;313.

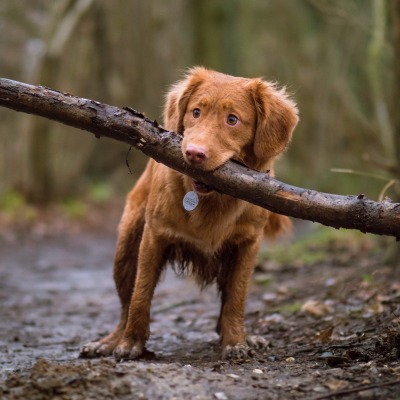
0;77;399;238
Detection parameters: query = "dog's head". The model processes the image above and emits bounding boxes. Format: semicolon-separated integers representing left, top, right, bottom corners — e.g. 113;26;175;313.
164;67;298;192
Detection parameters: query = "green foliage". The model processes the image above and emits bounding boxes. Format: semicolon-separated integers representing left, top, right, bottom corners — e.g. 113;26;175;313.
88;182;113;203
0;190;37;221
62;199;88;218
0;191;26;212
61;182;113;218
260;225;368;267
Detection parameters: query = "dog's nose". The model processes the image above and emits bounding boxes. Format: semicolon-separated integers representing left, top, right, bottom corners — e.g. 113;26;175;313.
185;145;207;164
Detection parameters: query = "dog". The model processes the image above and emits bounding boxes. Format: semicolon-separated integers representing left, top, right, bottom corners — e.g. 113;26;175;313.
80;67;298;360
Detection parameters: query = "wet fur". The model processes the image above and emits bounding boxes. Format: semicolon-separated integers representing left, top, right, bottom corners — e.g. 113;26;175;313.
80;67;299;360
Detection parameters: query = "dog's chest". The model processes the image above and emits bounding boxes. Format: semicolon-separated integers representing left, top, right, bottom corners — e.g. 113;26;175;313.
169;200;246;253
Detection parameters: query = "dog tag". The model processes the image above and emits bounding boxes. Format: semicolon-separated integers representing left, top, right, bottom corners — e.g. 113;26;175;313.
183;191;199;211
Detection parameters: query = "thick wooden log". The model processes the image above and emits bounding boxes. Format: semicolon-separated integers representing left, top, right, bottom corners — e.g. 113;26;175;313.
0;77;399;238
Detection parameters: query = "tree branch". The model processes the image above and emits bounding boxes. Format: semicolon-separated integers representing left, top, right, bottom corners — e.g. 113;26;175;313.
0;77;399;238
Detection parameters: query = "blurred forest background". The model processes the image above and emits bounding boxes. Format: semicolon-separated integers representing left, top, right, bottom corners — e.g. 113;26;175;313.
0;0;399;206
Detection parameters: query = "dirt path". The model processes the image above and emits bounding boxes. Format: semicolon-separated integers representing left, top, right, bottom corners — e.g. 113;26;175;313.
0;215;399;399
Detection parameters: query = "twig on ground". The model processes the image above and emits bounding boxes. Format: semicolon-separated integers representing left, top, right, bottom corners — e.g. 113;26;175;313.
312;378;400;400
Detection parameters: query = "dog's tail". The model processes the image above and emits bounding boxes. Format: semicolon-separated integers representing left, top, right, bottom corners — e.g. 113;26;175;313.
264;212;292;240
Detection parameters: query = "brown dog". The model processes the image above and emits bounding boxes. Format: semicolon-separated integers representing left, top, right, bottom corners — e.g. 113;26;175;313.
80;67;298;360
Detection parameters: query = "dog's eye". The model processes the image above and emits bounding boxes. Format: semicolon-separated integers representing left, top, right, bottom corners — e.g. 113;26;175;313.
192;108;201;118
226;114;238;126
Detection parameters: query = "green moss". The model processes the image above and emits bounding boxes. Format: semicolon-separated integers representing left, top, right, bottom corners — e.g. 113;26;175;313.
362;273;373;284
274;302;303;314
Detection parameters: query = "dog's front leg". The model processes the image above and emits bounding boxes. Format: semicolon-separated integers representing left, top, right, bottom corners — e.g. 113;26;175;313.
113;225;166;360
217;239;267;359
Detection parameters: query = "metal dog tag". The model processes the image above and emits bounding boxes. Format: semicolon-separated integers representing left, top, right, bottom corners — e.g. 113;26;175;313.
183;191;199;211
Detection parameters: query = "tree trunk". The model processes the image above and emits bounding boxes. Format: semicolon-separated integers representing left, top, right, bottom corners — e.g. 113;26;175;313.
368;0;393;157
392;0;400;178
387;0;400;267
0;77;399;238
191;0;240;75
25;0;94;203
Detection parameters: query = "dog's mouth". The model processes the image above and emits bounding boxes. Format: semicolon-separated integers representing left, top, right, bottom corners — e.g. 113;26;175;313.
192;179;212;194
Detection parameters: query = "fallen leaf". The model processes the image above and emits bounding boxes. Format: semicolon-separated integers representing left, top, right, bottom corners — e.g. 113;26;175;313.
301;299;333;316
316;326;334;344
324;379;349;391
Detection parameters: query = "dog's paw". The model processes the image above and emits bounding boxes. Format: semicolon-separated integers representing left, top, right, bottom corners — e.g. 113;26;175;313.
222;343;254;360
79;341;114;358
246;335;269;350
112;339;145;361
221;336;269;360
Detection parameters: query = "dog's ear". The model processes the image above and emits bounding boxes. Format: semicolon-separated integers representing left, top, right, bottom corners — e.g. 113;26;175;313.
163;84;182;133
163;67;207;134
251;79;299;162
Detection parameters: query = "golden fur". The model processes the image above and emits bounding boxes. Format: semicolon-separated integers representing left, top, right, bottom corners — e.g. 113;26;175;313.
80;67;298;360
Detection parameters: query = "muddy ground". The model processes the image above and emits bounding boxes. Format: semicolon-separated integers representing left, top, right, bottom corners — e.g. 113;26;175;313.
0;202;399;400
